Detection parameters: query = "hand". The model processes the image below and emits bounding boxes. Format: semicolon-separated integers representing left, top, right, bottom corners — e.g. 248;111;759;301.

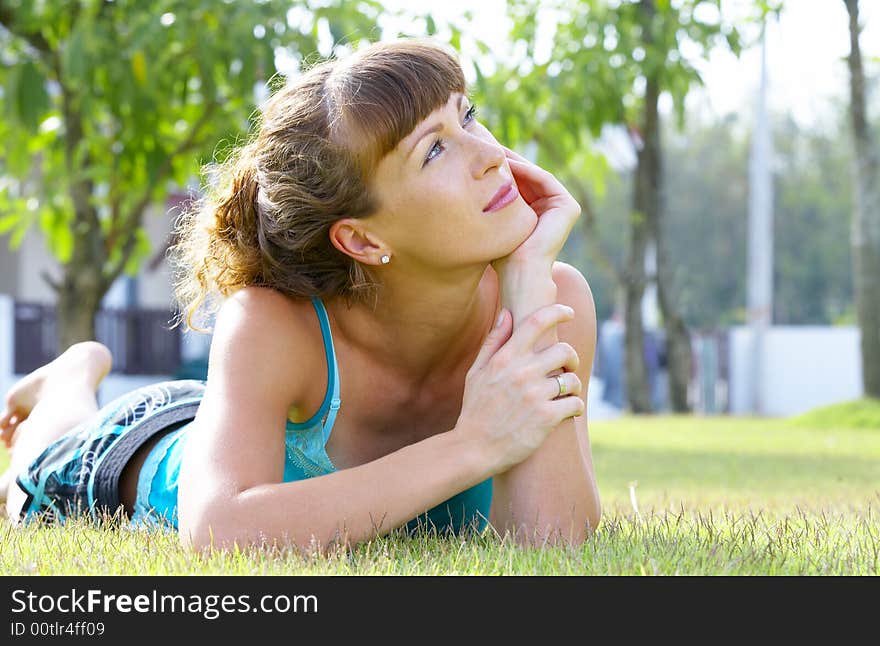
455;303;584;475
493;147;581;272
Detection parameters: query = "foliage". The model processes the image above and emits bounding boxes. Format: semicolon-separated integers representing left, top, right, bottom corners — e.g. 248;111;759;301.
579;108;860;329
480;0;746;196
773;114;855;325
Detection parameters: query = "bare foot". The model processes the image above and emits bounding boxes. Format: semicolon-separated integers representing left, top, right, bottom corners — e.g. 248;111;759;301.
0;341;112;449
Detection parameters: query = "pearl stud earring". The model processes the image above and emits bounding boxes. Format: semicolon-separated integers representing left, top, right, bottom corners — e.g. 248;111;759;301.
380;254;391;264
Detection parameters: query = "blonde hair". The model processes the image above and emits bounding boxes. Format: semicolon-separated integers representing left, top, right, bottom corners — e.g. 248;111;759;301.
168;39;466;333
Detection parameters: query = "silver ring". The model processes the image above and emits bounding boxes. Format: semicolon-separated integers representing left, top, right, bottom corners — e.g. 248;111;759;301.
554;374;567;398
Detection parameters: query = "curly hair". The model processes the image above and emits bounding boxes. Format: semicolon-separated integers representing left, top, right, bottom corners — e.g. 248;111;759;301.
168;39;467;333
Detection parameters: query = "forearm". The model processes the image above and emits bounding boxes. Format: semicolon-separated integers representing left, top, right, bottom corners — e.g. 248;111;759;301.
489;416;600;544
493;260;600;544
180;430;488;551
498;259;558;351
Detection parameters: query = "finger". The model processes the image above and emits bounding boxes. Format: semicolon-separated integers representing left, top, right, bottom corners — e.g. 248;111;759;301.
551;390;586;420
507;159;569;211
470;308;512;373
548;372;582;399
507;157;565;195
511;303;575;355
535;341;580;376
507;165;540;206
0;414;16;449
502;145;530;163
0;410;17;433
547;373;574;400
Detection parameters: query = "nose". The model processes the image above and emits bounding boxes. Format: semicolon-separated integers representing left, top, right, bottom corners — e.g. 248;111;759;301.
469;130;505;179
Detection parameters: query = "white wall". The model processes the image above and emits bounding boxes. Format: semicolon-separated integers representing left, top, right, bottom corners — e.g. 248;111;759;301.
17;227;60;304
138;203;179;309
728;326;863;417
0;294;14;406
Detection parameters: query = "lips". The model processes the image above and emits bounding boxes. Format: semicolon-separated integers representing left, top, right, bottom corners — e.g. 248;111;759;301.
482;182;519;213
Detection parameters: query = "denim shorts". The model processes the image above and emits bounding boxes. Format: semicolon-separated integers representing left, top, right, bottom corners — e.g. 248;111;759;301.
14;380;205;524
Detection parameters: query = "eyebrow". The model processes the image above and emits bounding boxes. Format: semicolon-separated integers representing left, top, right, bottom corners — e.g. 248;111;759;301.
407;94;466;159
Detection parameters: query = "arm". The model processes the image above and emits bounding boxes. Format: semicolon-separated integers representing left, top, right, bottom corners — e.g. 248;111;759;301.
489;260;601;545
176;288;490;552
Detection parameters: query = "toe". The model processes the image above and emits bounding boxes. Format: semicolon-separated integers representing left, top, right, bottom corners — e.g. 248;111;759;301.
0;411;19;448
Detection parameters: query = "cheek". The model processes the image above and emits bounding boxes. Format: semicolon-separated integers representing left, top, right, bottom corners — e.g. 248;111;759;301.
395;180;448;215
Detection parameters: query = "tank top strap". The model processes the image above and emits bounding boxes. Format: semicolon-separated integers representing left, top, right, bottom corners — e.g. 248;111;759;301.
310;295;341;443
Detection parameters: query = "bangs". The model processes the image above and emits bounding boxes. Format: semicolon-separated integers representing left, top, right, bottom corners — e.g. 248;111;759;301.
323;40;467;172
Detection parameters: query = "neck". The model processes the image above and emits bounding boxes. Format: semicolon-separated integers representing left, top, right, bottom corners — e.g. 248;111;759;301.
326;264;499;389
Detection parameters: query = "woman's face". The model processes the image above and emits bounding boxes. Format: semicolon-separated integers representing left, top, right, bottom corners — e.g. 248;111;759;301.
363;92;538;270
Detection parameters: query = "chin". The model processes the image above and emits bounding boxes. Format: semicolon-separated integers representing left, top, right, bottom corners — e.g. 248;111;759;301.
494;213;537;258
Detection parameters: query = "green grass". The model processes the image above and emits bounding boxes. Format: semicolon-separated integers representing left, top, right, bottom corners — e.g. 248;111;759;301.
1;410;878;575
789;397;880;430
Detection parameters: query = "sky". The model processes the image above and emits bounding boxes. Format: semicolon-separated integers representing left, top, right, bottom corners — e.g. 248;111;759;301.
697;0;880;128
374;0;880;131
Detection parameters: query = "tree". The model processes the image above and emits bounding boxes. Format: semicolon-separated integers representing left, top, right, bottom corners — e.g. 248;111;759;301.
594;110;859;330
0;0;381;350
843;0;880;399
480;0;745;412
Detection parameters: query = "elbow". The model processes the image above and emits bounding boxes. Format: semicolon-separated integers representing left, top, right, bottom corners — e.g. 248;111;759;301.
178;500;241;553
581;487;602;541
179;521;221;553
584;503;602;541
568;495;602;546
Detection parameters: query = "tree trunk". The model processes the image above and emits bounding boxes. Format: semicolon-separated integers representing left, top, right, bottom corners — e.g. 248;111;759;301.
642;74;693;412
56;248;107;351
844;0;880;399
623;212;652;413
625;181;652;412
49;70;113;351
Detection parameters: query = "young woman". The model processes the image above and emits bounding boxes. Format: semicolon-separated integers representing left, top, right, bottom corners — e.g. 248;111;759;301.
0;39;600;551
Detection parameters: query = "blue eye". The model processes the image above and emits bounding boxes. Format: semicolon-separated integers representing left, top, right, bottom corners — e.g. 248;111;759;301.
423;104;479;167
425;138;445;164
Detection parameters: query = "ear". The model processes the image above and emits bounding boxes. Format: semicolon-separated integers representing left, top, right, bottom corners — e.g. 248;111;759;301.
329;219;387;265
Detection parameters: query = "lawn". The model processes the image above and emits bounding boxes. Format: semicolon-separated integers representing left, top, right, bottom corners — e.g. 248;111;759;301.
1;401;878;575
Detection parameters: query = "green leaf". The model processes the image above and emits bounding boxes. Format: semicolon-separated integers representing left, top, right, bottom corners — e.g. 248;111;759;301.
4;65;21;123
0;213;22;235
40;207;74;263
16;61;51;132
63;21;89;83
9;219;31;250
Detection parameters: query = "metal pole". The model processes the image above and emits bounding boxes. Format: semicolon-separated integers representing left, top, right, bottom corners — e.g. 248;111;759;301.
746;24;774;415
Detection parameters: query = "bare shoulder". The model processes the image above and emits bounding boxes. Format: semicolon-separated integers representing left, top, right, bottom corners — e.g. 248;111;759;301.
217;285;312;332
213;286;321;350
208;287;314;426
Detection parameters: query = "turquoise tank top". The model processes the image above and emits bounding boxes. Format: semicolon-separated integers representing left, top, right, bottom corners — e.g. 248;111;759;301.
132;295;493;535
